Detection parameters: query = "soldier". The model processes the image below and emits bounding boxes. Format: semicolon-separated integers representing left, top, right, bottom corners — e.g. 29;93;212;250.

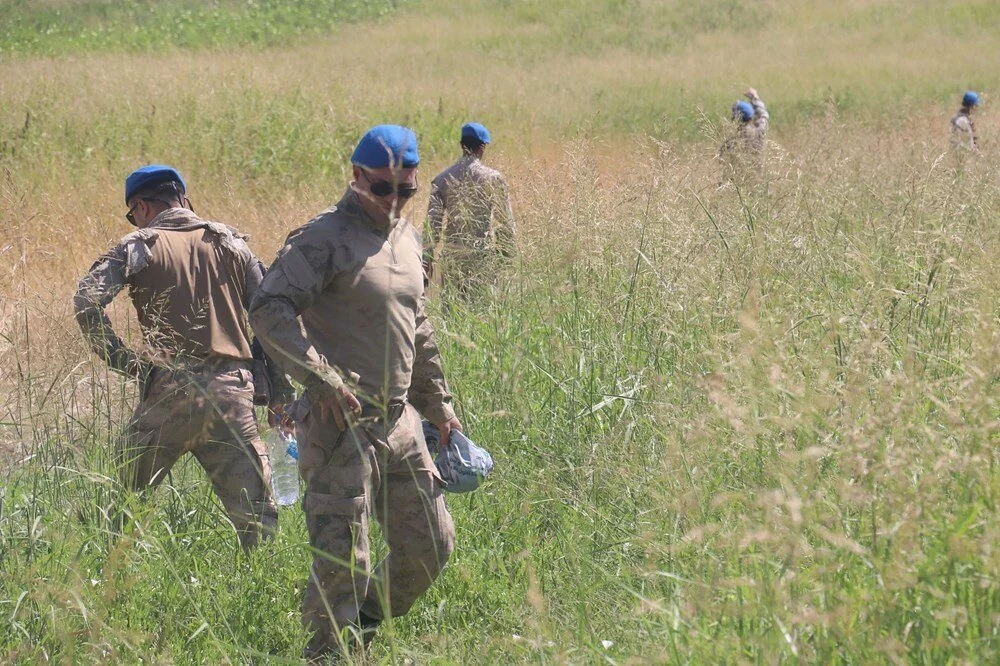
424;122;515;297
73;165;290;549
951;91;980;152
722;87;770;158
248;125;461;659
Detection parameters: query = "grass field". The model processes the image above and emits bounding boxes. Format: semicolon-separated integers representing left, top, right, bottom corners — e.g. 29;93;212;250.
1;0;999;663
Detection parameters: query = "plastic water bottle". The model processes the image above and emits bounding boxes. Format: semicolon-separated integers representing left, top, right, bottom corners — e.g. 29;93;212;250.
267;429;300;506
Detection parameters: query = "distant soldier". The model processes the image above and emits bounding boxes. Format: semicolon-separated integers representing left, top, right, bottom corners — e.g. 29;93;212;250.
249;126;461;660
73;165;290;549
951;91;980;152
425;122;515;296
722;87;770;158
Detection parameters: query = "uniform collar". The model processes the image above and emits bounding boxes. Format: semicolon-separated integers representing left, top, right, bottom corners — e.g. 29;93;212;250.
146;207;204;231
337;187;403;235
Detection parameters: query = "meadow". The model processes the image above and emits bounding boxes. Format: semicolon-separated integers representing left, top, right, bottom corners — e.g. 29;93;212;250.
1;0;998;663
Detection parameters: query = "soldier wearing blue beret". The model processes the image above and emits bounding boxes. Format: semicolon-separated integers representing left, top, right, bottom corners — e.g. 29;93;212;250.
951;91;980;152
720;87;770;180
73;165;292;549
425;121;516;300
249;125;461;659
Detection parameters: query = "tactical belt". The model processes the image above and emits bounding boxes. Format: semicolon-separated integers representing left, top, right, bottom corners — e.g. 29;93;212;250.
173;358;252;375
360;401;406;426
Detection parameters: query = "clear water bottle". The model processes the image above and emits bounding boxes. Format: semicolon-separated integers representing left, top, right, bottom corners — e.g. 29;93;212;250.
267;429;300;506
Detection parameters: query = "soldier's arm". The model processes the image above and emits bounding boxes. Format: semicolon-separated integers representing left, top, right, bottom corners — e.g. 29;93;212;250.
248;233;346;399
244;255;296;404
493;175;517;257
747;89;769;131
72;247;148;378
410;290;457;425
424;179;446;273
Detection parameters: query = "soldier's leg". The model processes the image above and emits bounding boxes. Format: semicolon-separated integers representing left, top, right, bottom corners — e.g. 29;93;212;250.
192;438;275;549
118;371;192;491
191;369;277;549
112;372;195;535
298;408;380;659
361;406;455;621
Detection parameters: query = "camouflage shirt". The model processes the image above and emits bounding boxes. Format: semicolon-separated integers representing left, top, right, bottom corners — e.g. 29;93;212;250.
248;188;456;424
73;207;292;400
425;155;515;266
950;109;978;151
723;91;770;155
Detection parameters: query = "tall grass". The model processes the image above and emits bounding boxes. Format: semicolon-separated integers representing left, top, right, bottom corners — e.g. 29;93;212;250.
2;0;999;663
3;128;997;662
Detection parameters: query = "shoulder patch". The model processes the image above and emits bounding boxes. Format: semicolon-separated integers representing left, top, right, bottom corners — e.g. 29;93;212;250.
118;228;158;246
204;220;249;240
117;231;157;278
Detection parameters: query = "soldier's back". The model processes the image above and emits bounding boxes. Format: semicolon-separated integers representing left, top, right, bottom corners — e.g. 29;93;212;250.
434;157;507;248
130;224;253;363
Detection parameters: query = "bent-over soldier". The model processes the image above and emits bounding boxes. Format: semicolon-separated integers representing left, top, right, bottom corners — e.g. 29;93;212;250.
722;87;769;155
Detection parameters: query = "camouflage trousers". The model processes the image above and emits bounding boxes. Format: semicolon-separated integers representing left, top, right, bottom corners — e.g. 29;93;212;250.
119;365;277;549
438;247;506;307
298;401;455;658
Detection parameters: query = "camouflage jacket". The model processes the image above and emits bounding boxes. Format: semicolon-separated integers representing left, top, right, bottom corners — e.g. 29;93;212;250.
248;188;456;424
425;155;515;266
73;207;293;401
950;109;978;151
722;92;769;155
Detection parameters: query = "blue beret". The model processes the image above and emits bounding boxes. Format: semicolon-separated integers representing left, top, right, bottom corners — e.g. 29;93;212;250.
963;91;980;107
351;125;419;169
733;100;755;122
125;165;186;204
460;122;491;145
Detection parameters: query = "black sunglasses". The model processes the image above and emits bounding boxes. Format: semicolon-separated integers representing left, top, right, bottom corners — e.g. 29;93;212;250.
362;171;419;199
125;203;139;226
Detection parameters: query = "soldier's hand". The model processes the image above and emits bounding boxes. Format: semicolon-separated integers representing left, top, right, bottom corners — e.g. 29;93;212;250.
268;402;293;430
318;386;362;431
436;416;463;447
745;87;758;99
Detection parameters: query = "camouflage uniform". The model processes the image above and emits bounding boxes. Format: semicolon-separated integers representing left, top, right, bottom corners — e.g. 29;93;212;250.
721;91;770;176
248;188;456;657
425;155;515;295
950;108;978;151
74;207;290;548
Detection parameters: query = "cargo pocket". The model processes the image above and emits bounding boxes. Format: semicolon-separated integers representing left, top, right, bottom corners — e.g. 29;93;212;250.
302;492;369;561
304;492;367;518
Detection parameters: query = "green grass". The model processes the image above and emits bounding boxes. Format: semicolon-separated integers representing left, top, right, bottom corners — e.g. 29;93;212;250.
0;0;400;55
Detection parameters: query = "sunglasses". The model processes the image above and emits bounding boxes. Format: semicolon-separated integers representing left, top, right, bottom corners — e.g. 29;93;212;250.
361;171;419;199
125;203;139;226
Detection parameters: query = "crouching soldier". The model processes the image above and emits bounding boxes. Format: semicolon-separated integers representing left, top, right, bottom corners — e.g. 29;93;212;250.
73;165;291;549
720;87;770;180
